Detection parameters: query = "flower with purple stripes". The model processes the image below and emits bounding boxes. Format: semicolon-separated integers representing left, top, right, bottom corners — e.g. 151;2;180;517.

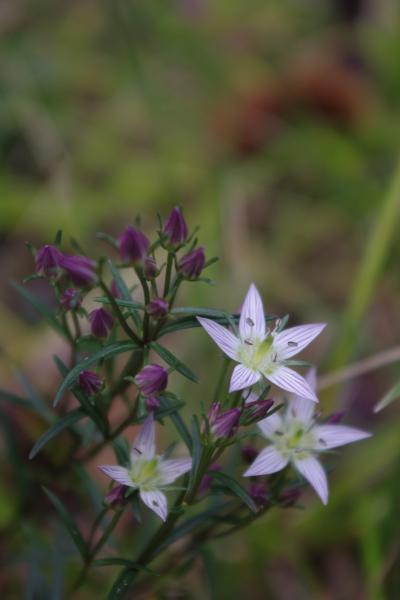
99;414;192;521
243;369;371;505
118;225;150;263
163;206;188;246
89;308;114;338
60;254;97;286
198;283;326;402
35;244;64;277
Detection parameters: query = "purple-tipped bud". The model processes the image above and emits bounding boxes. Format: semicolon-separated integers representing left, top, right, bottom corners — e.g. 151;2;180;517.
146;395;161;411
111;279;123;299
147;297;169;320
198;464;221;496
35;244;64;277
163;206;188;246
60;288;82;311
78;370;103;395
135;364;168;397
89;308;114;338
60;254;96;286
118;225;150;263
105;484;127;508
241;399;274;425
279;488;302;507
143;256;157;279
249;482;268;507
179;246;205;279
326;411;345;424
208;403;241;440
241;444;259;464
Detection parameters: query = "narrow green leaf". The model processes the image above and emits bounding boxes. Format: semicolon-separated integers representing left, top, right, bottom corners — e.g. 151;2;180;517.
29;409;85;459
187;416;203;496
0;389;31;408
107;567;138;600
150;342;198;383
374;380;400;413
94;558;156;573
11;282;67;338
108;260;142;328
14;370;54;422
158;394;192;451
208;470;258;513
43;488;87;558
53;341;137;406
54;230;63;246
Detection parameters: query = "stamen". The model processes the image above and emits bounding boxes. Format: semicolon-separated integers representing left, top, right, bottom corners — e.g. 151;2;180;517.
244;339;253;346
133;447;142;455
275;430;284;436
246;317;255;327
287;341;298;347
318;438;327;446
272;352;278;362
152;500;159;506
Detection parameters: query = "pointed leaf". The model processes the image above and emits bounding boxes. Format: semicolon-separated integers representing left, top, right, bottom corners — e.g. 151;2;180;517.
29;409;85;459
374;380;400;413
208;471;258;513
43;488;87;558
53;341;137;406
150;342;198;383
11;282;67;338
158;394;192;451
186;416;203;496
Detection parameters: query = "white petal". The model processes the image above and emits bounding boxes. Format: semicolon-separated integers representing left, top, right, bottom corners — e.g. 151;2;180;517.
257;412;283;440
197;317;239;360
314;425;371;450
273;323;326;359
159;458;192;485
229;364;261;392
99;465;134;487
140;490;168;521
267;366;318;402
244;446;288;477
295;456;328;504
239;283;266;341
131;414;155;461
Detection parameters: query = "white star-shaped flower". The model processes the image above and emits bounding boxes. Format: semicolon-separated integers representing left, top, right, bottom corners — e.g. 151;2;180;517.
243;369;371;504
198;283;326;402
99;414;192;521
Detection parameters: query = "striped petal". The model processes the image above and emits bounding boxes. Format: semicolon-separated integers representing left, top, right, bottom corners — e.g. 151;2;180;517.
244;446;288;477
314;425;371;450
229;364;261;392
140;490;168;521
239;283;266;341
257;412;283;440
287;369;317;424
273;323;326;359
99;465;134;488
294;456;328;504
131;414;155;461
266;366;318;402
197;317;239;360
159;458;192;485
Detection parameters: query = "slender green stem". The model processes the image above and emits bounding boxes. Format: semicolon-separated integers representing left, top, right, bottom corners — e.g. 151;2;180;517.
99;281;141;344
135;269;151;341
212;357;230;405
163;252;174;297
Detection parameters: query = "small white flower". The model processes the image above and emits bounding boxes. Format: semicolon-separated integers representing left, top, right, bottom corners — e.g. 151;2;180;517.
243;369;371;504
198;283;326;402
99;414;192;521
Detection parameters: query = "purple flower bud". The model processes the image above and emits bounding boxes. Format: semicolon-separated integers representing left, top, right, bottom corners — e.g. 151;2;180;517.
241;399;274;425
60;254;97;286
249;482;268;507
198;464;221;496
135;364;168;397
326;411;345;424
208;403;241;440
179;246;206;279
89;308;114;338
105;484;127;508
147;298;169;320
146;395;161;411
279;488;301;507
35;244;64;277
78;370;103;395
241;444;259;464
118;225;150;263
143;256;157;279
163;206;188;246
60;288;82;311
111;279;122;299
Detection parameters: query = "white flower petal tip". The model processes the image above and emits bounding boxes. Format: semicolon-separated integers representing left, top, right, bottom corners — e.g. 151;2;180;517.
140;490;168;521
197;316;239;360
160;458;192;485
274;323;327;360
267;367;319;402
239;283;266;341
131;413;156;460
243;447;288;477
314;425;372;450
295;456;328;505
229;365;261;393
99;465;133;487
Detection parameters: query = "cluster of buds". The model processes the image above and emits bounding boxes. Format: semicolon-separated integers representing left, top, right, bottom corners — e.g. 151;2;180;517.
135;364;168;410
35;245;96;287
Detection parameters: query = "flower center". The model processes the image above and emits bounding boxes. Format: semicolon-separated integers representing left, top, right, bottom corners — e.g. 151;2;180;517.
272;421;315;460
237;335;278;373
129;457;161;490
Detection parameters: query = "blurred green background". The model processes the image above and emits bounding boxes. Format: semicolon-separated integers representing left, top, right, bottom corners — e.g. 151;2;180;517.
1;0;400;598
